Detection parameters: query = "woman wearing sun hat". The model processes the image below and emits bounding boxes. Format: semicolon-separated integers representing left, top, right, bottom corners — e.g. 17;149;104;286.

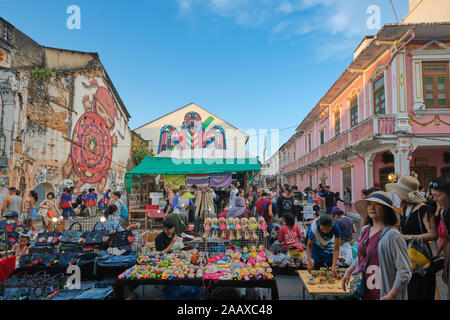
341;191;411;300
385;175;437;300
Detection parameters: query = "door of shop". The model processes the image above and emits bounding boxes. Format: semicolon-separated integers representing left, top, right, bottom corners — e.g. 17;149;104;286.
411;167;437;191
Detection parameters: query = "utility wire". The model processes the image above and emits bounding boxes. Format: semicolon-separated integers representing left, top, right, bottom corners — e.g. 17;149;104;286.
389;0;400;23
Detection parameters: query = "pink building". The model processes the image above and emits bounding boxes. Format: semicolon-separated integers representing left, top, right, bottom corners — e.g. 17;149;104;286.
280;2;450;208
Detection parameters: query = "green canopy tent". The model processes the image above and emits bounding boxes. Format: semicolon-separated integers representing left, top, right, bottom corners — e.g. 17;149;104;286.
125;157;261;193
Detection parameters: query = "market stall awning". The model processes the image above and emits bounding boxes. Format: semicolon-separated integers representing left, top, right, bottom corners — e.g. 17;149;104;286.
125;156;261;192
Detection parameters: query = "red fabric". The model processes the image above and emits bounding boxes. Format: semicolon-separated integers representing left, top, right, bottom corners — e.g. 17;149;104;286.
255;198;273;222
277;225;302;251
218;211;228;219
0;256;17;282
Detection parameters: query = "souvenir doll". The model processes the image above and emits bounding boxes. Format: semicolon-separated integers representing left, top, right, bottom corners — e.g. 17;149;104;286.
241;218;250;240
227;217;235;240
258;217;270;237
211;218;220;240
249;217;259;240
234;218;242;240
219;217;227;239
203;217;212;239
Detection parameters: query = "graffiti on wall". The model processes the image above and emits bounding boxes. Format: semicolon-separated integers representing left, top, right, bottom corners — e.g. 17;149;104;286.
54;179;74;198
62;77;119;193
35;168;48;185
107;171;118;192
157;112;226;154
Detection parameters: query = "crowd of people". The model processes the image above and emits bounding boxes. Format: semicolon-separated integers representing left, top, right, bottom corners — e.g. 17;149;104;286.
158;175;449;301
2;173;450;301
0;186;128;242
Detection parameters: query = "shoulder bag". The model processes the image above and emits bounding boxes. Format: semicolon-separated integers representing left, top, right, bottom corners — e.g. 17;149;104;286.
408;206;433;275
348;227;390;299
81;223;109;246
60;223;84;244
34;231;61;246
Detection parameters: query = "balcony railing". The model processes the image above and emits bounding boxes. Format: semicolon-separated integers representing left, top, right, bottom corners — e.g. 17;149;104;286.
281;114;396;173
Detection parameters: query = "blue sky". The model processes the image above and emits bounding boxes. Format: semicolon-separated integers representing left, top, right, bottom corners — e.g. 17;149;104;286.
1;0;409;159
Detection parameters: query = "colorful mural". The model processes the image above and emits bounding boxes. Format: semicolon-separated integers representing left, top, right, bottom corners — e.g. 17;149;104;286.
62;78;119;192
157;111;226;154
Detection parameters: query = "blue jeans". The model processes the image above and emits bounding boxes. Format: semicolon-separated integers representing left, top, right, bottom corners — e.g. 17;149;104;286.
63;207;74;219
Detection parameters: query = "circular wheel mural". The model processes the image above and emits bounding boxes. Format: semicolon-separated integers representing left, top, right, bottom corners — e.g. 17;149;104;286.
71;112;112;184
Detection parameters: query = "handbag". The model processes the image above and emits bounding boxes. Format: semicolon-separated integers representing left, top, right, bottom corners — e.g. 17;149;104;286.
109;230;133;247
60;230;84;244
34;231;61;246
348;227;390;299
82;231;109;245
81;223;109;245
408;207;433;275
46;210;56;219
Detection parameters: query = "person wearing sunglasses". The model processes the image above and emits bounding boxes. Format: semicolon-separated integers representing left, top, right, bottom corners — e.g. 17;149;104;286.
342;191;411;300
430;176;450;299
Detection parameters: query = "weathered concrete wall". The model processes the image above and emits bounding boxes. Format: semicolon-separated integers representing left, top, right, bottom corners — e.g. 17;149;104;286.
0;17;133;205
0;68;131;203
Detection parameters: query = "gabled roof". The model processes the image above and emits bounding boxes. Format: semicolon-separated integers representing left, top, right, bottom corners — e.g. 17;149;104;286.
133;102;250;140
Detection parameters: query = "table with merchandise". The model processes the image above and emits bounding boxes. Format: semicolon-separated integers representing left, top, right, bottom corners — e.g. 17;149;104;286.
113;246;279;300
297;269;352;300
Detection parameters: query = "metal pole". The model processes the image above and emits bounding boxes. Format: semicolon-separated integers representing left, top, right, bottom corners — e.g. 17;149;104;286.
203;191;207;253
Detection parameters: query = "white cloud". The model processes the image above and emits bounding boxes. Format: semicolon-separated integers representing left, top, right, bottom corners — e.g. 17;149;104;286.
174;0;409;59
277;1;294;13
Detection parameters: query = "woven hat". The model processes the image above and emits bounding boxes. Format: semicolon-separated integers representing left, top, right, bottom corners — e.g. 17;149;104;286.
354;191;395;219
385;175;426;204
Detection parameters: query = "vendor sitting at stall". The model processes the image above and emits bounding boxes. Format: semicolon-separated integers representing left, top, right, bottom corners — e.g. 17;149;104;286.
306;214;341;277
225;195;249;219
155;218;178;253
